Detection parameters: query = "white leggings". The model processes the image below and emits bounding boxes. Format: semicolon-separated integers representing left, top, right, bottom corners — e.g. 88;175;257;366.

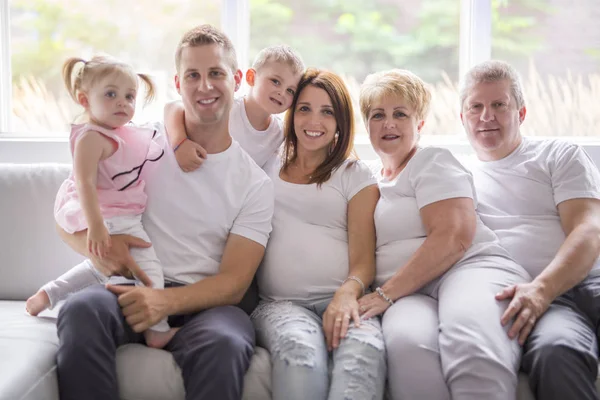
41;214;169;332
384;261;531;400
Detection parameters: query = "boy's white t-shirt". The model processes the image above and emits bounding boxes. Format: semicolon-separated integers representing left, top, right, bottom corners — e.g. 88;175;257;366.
141;125;274;284
471;137;600;278
257;159;377;305
229;97;284;169
372;147;524;288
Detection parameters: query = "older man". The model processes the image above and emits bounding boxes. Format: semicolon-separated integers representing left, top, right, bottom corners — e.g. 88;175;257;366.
55;25;274;400
461;59;600;400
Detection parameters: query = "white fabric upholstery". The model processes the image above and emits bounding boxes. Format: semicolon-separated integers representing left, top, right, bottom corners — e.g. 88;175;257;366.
0;162;597;400
0;164;84;301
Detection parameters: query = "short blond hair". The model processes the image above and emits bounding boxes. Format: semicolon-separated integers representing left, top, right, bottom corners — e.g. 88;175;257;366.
175;24;238;73
459;60;525;111
359;69;432;122
252;45;305;75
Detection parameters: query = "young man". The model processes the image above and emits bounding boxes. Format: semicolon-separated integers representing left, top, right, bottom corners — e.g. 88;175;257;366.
165;45;305;171
55;24;274;400
461;59;600;400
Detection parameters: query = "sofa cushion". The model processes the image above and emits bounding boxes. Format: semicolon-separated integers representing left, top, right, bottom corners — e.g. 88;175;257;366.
0;301;59;400
117;344;271;400
0;163;83;301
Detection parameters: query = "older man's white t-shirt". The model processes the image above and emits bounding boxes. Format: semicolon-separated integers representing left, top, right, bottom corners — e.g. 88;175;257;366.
229;97;284;169
257;159;377;305
471;137;600;278
141;126;274;284
372;147;526;288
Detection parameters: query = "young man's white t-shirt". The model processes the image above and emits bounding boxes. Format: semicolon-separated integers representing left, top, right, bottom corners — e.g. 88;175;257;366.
141;125;274;284
371;147;527;288
229;97;284;169
471;137;600;278
257;159;377;305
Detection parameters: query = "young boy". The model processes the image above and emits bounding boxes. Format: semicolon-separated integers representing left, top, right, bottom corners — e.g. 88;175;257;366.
165;44;305;170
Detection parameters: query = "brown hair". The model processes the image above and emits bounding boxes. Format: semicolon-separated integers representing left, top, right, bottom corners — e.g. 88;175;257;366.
62;54;155;108
175;24;238;73
282;68;356;186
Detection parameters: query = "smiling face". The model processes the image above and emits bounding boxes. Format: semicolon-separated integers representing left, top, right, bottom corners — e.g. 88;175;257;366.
367;95;424;162
80;71;137;129
249;61;302;115
174;44;242;127
292;85;338;156
461;79;526;161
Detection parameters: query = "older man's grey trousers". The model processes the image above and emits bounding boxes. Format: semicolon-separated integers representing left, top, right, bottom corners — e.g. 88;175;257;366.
522;273;600;400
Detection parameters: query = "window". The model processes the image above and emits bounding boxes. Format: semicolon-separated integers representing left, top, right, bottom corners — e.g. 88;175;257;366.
2;0;599;140
8;0;221;136
492;0;600;137
250;0;461;137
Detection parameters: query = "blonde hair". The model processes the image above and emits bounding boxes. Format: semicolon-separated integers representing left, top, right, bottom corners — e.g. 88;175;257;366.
359;69;432;122
62;54;155;108
175;24;238;73
282;68;356;186
252;45;305;75
459;60;525;111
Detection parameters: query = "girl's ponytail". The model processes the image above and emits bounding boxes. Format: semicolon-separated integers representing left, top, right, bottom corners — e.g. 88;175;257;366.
138;73;156;105
62;57;87;104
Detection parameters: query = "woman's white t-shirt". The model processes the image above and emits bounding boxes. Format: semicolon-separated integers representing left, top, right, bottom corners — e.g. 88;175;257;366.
471;137;600;278
372;147;525;288
257;159;377;304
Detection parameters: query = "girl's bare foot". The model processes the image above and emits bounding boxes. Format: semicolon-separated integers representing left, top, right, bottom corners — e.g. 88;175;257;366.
26;291;50;316
144;327;180;349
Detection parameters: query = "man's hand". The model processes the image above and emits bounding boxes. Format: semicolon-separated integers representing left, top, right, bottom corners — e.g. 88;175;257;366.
91;234;153;287
496;282;553;345
106;285;170;332
175;139;207;172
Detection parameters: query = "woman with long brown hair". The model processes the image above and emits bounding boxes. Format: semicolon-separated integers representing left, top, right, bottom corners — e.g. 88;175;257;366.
251;68;386;400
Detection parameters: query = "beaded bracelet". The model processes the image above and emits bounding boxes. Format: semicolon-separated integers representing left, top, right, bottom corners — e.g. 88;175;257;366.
343;275;366;295
375;287;394;306
173;137;188;152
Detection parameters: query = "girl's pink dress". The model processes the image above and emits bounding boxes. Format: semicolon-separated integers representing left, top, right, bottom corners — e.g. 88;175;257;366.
54;123;164;233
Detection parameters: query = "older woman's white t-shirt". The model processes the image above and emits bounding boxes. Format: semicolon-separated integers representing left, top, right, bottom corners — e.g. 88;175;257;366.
258;159;377;305
372;147;525;288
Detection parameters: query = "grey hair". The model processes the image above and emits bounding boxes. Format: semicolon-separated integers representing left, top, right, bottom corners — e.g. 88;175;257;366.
459;60;525;111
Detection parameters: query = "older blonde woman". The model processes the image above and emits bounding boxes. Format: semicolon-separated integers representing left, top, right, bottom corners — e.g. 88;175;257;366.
357;69;531;400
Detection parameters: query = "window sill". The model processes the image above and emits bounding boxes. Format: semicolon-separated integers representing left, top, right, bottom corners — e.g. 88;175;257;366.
2;135;600;166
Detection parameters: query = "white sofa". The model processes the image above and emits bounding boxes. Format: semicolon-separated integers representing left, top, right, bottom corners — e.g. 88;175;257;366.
0;162;596;400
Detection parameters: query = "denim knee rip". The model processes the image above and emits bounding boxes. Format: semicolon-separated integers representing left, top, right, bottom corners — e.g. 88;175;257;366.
338;318;385;400
252;301;322;368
